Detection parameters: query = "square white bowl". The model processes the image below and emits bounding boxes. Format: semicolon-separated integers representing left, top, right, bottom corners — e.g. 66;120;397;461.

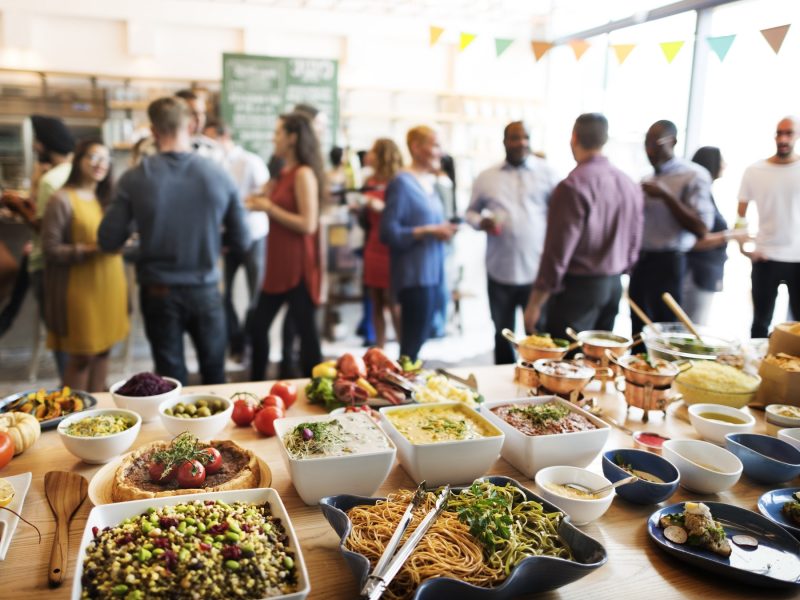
379;402;504;486
273;413;396;505
480;396;610;478
71;488;309;600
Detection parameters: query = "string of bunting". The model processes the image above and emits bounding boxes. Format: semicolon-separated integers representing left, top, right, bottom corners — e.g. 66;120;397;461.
428;23;792;63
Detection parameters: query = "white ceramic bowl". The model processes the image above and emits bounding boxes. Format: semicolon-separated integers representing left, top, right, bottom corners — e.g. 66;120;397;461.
662;439;742;494
687;403;756;445
57;408;141;464
110;376;181;423
480;396;610;477
778;428;800;452
158;394;232;439
766;404;800;428
71;488;310;600
379;402;504;487
534;466;614;526
273;413;396;505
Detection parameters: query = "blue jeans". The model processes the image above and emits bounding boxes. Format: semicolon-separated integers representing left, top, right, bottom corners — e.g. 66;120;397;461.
398;285;438;362
139;283;227;385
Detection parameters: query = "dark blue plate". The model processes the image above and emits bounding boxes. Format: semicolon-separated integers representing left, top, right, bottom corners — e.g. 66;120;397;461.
320;475;607;599
0;388;97;430
758;488;800;540
648;501;800;588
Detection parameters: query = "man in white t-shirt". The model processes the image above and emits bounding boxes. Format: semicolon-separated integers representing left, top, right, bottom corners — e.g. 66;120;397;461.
205;121;269;360
738;116;800;337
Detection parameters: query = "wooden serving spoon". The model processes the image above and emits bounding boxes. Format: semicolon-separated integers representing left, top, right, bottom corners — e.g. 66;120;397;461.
661;292;705;342
44;471;88;587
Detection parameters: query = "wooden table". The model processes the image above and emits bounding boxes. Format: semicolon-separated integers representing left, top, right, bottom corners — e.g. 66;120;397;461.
1;365;797;599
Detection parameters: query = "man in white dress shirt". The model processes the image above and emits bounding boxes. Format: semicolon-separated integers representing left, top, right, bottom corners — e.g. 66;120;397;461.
205;120;270;361
467;121;559;363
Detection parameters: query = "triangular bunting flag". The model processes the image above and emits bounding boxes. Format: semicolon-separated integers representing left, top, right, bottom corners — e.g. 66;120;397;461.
760;24;790;54
495;38;514;57
569;39;591;61
530;41;554;61
707;34;736;61
611;44;636;65
429;26;444;47
660;40;685;63
459;32;477;52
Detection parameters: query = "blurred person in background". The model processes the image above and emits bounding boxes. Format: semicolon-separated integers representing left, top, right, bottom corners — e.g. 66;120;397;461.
362;138;403;348
524;113;642;338
247;112;324;379
683;146;749;325
99;97;250;385
41;140;128;391
205;120;269;363
738;116;800;337
381;126;457;362
175;89;222;161
468;121;558;363
629;119;714;335
2;115;75;378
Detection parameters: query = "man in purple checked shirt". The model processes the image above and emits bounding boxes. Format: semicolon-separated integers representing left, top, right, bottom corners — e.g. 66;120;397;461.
524;113;643;338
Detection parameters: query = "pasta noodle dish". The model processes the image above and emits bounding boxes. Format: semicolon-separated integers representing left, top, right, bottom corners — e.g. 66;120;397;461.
345;481;573;599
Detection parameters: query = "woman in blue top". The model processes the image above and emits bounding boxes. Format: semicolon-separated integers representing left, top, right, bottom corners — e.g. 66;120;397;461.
380;126;458;361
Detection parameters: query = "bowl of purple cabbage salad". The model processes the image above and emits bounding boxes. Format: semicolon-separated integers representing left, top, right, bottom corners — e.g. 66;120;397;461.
110;373;181;423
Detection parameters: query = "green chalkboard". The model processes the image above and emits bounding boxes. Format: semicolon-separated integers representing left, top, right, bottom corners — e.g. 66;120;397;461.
220;53;338;162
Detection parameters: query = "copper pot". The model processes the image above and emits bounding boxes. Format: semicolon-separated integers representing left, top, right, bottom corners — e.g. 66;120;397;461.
606;350;688;387
617;378;680;423
567;327;637;361
532;359;595;395
503;328;575;362
514;361;540;388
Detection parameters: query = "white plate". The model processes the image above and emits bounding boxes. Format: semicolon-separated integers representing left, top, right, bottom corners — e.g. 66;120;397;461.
72;487;310;600
0;472;33;560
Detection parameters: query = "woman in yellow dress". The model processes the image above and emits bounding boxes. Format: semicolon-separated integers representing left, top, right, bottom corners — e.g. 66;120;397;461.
42;140;128;391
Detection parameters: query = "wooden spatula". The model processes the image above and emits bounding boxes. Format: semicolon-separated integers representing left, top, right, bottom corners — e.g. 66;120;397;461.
44;471;88;587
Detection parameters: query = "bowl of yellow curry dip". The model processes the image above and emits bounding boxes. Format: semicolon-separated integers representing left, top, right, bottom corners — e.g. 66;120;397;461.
57;408;141;464
379;402;504;486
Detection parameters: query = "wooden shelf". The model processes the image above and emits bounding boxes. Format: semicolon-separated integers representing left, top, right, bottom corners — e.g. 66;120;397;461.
108;100;152;111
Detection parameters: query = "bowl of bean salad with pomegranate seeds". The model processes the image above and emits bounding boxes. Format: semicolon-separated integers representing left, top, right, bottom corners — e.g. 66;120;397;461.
73;489;309;600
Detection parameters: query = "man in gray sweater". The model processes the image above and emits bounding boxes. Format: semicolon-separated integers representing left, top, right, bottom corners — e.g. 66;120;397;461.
99;97;250;384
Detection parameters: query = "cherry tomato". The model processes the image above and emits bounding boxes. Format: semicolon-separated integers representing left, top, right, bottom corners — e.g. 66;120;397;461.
260;394;286;412
176;459;206;488
198;447;223;475
231;398;256;426
253;405;284;437
148;460;173;483
0;432;13;470
270;381;297;409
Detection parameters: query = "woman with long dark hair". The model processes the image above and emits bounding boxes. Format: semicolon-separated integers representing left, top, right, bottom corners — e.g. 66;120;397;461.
362;138;403;348
684;146;749;324
247;112;324;379
41;139;128;391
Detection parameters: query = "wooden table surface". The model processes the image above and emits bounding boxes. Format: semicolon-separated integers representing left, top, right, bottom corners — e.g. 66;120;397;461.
1;365;798;599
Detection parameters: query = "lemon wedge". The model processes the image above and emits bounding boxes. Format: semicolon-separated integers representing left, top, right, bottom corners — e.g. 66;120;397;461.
0;478;14;507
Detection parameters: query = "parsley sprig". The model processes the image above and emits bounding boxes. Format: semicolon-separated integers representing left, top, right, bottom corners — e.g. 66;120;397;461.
453;482;513;554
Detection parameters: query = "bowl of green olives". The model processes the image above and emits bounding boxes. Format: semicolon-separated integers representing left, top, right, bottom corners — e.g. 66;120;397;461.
158;394;232;438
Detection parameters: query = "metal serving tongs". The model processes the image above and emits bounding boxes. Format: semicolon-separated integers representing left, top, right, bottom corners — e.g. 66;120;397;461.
360;483;451;600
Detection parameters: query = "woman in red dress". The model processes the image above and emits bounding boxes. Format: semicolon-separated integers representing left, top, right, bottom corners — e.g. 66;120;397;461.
247;112;325;379
362;138;403;348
